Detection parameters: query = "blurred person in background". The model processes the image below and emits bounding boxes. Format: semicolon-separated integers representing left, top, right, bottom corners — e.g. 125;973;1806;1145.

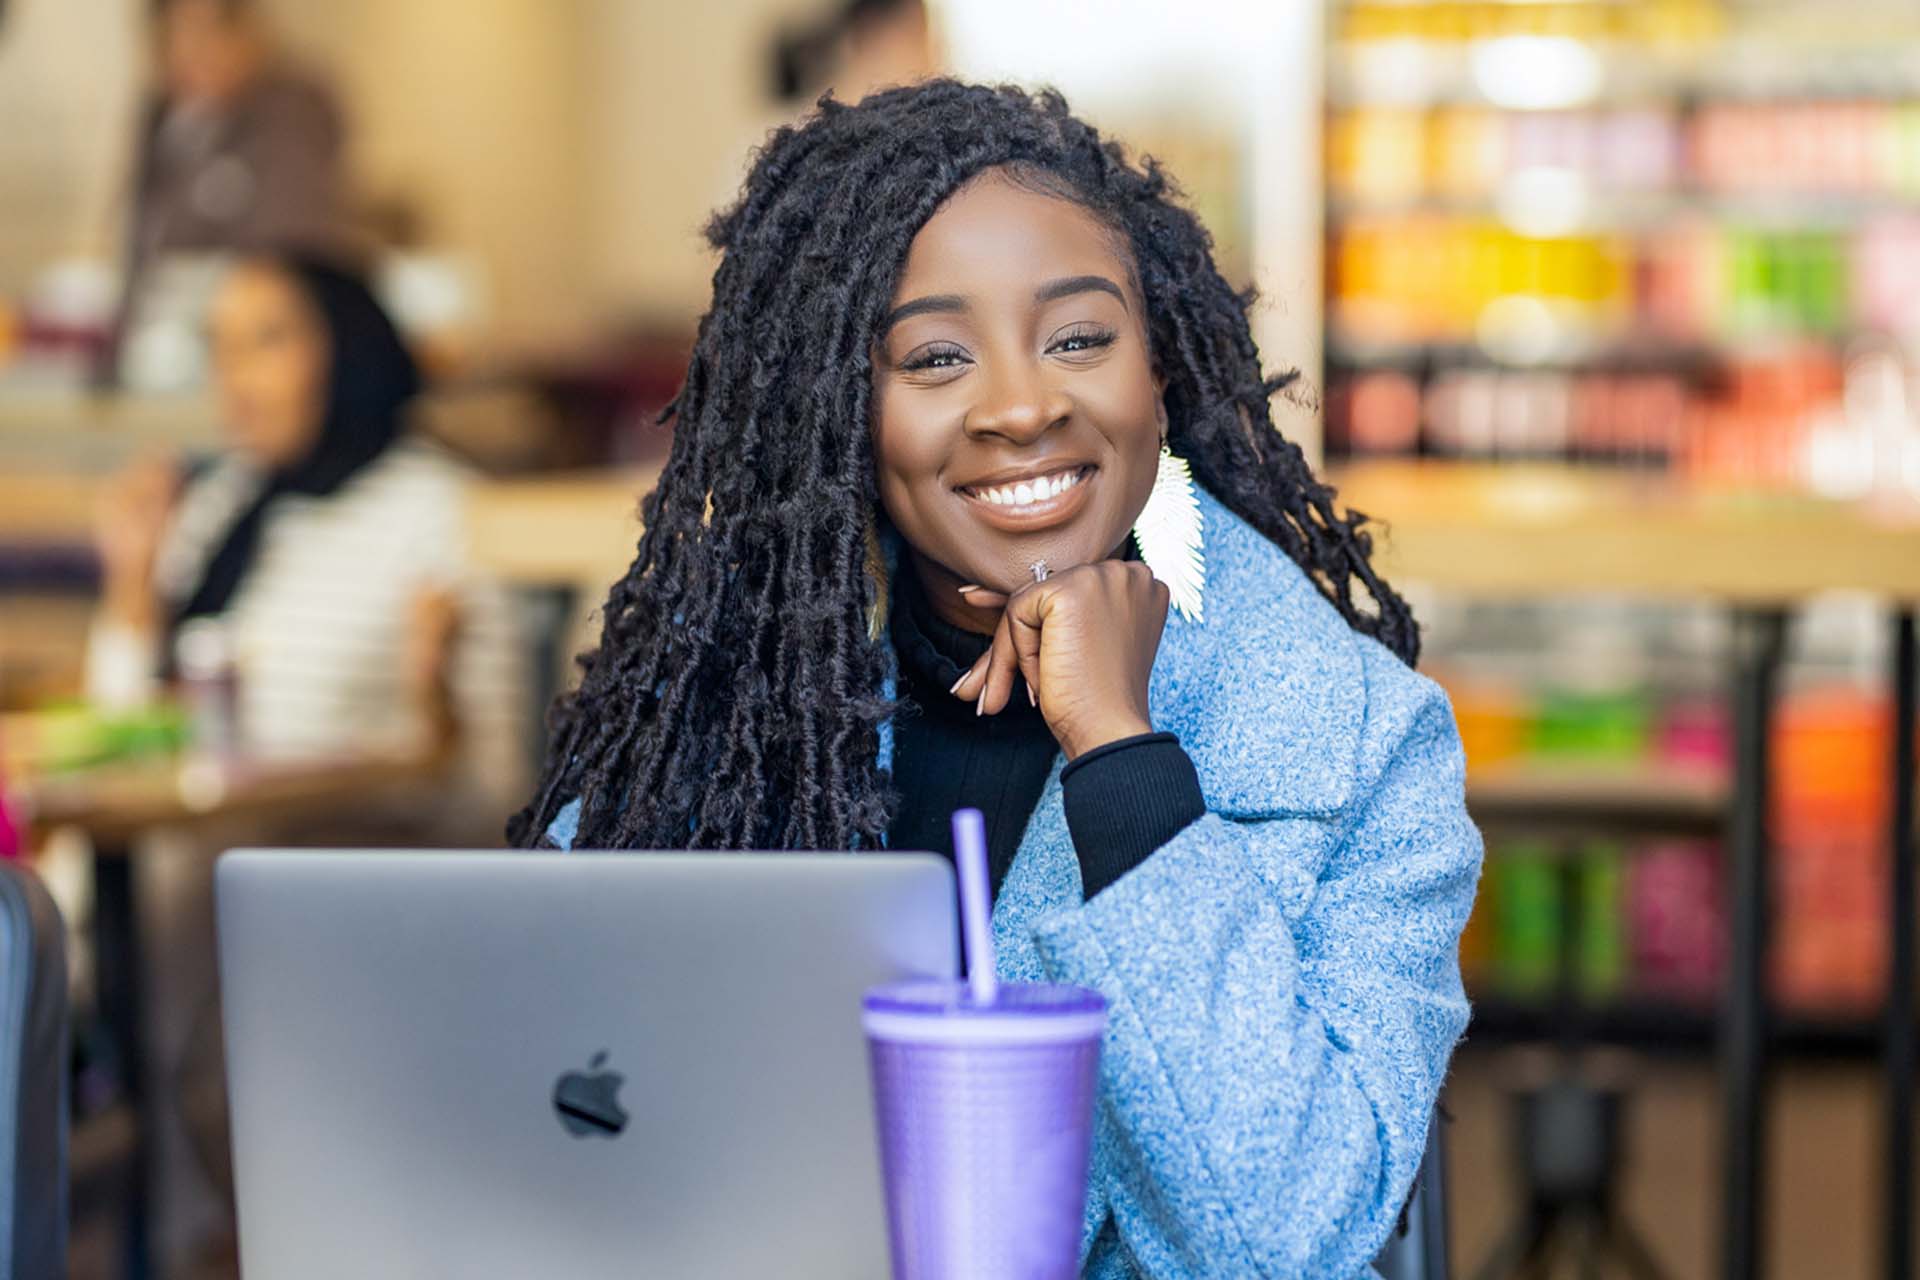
771;0;937;108
88;255;525;1273
105;0;354;383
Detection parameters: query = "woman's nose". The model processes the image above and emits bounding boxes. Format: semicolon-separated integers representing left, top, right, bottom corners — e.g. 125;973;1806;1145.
965;359;1071;444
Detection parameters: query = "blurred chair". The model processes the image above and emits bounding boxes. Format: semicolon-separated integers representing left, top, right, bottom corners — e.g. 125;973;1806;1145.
1374;1108;1450;1280
1468;1062;1667;1280
0;860;67;1280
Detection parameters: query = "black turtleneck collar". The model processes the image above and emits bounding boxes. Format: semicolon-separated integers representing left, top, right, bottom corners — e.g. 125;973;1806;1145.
885;563;1052;895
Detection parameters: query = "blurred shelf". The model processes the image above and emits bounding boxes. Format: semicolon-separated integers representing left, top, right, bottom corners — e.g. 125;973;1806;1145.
464;467;658;589
1328;189;1920;232
1327;460;1920;603
0;470;102;544
0;466;661;596
1327;40;1920;111
1468;759;1726;833
0;391;219;467
1326;333;1719;373
1466;995;1881;1057
1328;43;1697;111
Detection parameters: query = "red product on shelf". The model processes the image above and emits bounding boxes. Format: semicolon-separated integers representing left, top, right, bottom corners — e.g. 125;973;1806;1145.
1627;839;1724;1003
1655;695;1732;774
1770;687;1894;1011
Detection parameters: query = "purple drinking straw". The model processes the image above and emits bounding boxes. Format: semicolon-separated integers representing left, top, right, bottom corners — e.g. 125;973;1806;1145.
950;808;998;1006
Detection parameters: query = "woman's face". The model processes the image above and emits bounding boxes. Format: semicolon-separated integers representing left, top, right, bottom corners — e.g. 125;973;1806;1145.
160;0;261;106
871;170;1165;609
209;262;330;469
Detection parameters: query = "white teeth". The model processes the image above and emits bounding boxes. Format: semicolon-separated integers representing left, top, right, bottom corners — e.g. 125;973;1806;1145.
972;469;1083;508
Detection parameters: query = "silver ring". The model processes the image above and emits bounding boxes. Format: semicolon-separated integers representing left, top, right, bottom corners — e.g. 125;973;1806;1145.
1030;560;1051;583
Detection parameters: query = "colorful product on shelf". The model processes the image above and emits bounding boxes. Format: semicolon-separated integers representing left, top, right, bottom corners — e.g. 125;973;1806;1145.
1653;695;1732;774
1480;839;1630;1003
1625;839;1724;1002
1454;678;1900;1016
1530;689;1654;761
1771;688;1891;1011
1325;2;1920;498
1330;102;1920;206
1327;217;1890;349
1576;842;1629;999
1490;842;1561;998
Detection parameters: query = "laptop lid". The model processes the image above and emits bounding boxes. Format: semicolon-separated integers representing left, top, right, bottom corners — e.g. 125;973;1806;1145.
217;849;956;1279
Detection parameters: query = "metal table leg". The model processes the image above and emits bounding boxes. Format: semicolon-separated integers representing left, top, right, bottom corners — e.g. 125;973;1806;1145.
1887;609;1917;1280
1721;608;1786;1280
92;844;152;1280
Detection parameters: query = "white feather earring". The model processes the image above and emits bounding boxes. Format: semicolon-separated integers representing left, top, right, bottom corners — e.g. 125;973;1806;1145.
1131;443;1205;623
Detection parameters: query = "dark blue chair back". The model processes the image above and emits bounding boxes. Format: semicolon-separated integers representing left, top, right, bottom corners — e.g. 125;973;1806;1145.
1373;1109;1449;1280
0;861;66;1280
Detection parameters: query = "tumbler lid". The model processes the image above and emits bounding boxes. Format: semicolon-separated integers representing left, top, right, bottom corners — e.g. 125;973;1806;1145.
862;980;1107;1046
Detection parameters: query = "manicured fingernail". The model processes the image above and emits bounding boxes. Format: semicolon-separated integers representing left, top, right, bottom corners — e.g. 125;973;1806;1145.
1027;684;1036;707
957;584;983;594
949;672;968;695
975;692;985;716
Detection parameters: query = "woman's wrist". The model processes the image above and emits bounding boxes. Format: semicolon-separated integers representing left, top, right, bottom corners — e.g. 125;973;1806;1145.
100;582;160;632
1060;712;1154;761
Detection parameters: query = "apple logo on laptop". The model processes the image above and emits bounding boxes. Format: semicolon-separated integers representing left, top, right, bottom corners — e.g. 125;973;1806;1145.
552;1051;629;1138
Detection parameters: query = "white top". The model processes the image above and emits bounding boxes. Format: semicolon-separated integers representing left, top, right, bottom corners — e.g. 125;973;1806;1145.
88;440;528;820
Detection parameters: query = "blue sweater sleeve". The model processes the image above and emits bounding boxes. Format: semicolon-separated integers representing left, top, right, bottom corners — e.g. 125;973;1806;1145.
545;797;582;851
1030;657;1481;1279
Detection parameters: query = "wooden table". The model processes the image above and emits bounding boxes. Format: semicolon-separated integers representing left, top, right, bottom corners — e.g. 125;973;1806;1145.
1333;461;1920;1280
1332;460;1920;601
16;750;446;1280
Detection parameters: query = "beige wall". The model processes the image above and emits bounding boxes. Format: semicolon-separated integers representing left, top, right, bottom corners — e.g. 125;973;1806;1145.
583;0;819;322
0;0;143;294
262;0;594;344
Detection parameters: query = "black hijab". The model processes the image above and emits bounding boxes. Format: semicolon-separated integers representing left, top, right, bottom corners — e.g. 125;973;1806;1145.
168;256;420;643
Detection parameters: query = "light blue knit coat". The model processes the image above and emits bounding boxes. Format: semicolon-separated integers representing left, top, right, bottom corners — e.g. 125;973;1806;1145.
549;486;1481;1279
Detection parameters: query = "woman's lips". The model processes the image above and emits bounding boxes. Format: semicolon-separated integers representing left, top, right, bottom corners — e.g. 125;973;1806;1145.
955;464;1096;532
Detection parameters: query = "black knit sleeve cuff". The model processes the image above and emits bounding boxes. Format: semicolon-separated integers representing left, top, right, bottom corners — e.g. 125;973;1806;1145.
1060;732;1206;901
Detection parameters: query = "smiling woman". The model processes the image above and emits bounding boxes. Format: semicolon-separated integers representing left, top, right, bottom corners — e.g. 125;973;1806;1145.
518;81;1479;1279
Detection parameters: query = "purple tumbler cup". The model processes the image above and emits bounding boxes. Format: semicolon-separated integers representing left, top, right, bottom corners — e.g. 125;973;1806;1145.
863;979;1106;1280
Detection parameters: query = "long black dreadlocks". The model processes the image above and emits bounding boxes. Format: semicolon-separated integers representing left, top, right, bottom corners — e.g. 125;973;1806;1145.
508;79;1419;853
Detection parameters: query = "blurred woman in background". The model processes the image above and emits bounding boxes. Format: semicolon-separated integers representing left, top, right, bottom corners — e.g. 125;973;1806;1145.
91;255;524;801
106;0;355;383
87;254;525;1272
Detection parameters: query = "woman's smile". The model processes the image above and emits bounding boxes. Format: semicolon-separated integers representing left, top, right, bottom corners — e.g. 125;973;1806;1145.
954;462;1097;531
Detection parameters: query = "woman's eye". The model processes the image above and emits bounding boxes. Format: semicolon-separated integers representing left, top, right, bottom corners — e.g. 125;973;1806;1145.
900;343;971;372
1049;326;1116;357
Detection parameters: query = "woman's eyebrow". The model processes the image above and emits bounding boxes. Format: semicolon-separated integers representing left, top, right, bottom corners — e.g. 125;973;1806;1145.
1035;274;1127;310
881;293;967;333
882;274;1128;335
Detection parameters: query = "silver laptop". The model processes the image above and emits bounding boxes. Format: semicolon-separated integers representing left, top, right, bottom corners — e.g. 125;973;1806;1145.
216;849;956;1279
